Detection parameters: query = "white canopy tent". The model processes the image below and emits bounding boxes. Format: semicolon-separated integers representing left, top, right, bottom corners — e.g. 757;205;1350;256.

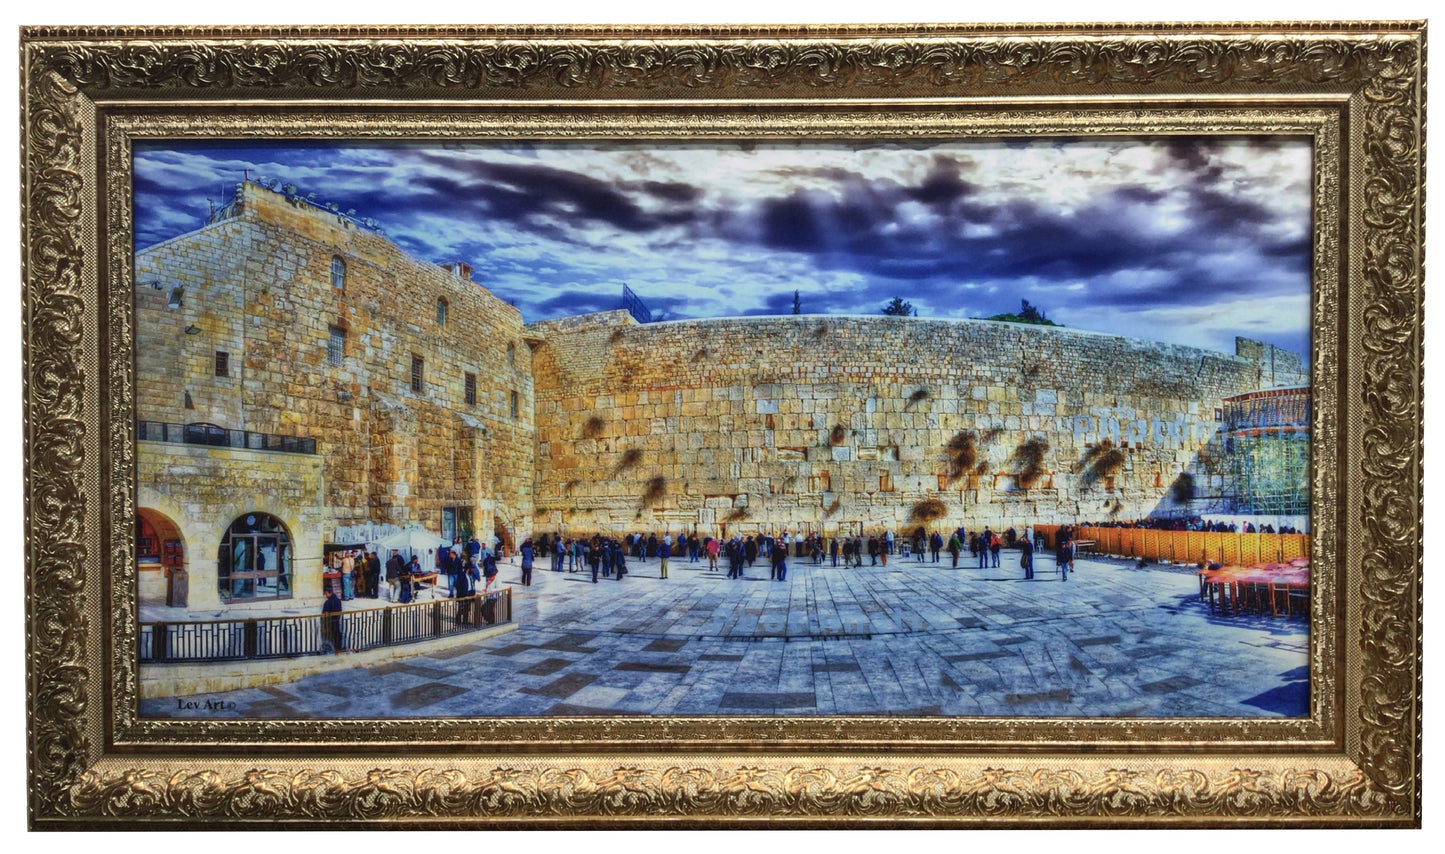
371;527;452;566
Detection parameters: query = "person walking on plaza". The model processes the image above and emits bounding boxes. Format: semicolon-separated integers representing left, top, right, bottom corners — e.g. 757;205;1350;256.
885;529;895;556
989;529;1002;568
947;532;962;567
914;531;926;563
454;557;478;624
1020;536;1035;580
385;549;404;600
707;536;720;571
519;538;535;586
829;537;840;567
745;536;758;568
589;537;604;579
867;535;879;566
1056;536;1072;581
481;546;499;593
930;531;943;563
771;543;787;582
659;538;671;579
321;588;344;653
975;533;988;568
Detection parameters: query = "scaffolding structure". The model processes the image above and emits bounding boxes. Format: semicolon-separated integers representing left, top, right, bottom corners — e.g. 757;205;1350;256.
1221;387;1310;517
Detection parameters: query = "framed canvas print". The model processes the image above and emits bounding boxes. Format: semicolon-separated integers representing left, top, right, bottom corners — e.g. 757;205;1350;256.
21;22;1423;828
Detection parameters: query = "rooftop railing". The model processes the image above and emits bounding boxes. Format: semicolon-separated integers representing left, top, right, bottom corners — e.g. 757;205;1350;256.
137;420;317;455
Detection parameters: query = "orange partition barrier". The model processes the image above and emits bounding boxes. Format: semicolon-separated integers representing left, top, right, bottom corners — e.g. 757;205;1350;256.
1048;525;1311;567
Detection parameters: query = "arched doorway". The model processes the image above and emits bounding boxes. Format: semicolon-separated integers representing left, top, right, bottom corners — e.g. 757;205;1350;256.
218;512;293;602
138;508;185;606
493;520;514;558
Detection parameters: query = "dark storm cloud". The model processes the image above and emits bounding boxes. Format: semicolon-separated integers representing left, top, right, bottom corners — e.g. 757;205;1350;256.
905;157;975;207
533;289;621;316
404;152;699;237
735;169;1305;313
132;139;1310;359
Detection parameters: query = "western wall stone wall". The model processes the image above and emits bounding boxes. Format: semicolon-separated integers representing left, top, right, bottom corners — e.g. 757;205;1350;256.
136;182;536;553
529;312;1279;538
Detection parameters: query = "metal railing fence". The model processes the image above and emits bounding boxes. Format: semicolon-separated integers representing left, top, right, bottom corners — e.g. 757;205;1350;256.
140;588;511;664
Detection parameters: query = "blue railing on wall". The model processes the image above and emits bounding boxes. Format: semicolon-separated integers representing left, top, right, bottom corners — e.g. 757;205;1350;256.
621;283;654;324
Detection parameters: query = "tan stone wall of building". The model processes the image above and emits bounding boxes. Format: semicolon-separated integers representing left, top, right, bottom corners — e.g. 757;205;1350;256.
138;441;327;611
529;313;1277;538
136;183;536;555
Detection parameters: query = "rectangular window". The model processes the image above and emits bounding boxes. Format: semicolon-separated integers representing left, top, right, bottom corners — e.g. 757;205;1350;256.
327;326;345;366
411;354;424;393
464;372;476;406
509;390;519;419
442;506;474;542
214;351;229;377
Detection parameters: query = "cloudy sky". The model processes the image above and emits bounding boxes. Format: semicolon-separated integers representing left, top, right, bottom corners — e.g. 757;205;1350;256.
134;138;1311;359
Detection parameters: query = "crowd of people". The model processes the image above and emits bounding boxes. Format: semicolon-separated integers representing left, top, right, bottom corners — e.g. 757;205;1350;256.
521;525;1067;581
1078;517;1302;534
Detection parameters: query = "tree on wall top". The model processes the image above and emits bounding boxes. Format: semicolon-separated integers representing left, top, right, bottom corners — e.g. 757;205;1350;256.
987;299;1061;326
793;290;802;314
882;297;916;317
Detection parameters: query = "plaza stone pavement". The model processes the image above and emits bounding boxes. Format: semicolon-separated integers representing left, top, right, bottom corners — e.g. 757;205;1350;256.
140;550;1309;719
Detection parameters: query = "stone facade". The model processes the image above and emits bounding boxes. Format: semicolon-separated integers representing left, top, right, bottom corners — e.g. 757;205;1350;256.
139;441;327;610
137;180;1308;612
137;182;534;612
528;312;1305;537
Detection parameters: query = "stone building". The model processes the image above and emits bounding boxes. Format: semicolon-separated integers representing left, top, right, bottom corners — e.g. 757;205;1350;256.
136;181;1308;614
136;182;534;612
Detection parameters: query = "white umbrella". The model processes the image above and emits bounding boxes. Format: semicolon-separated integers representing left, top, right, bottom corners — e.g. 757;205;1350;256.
372;527;451;565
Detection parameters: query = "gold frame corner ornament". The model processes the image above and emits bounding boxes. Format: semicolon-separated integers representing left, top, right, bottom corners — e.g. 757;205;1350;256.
21;22;1423;828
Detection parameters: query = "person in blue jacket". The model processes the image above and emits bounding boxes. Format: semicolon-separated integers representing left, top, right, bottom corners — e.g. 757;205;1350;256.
519;538;535;585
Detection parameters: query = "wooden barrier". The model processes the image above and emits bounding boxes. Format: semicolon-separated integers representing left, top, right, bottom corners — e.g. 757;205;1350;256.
1035;524;1308;566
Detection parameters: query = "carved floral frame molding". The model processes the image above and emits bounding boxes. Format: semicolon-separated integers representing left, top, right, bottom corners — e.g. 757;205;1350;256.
21;23;1423;827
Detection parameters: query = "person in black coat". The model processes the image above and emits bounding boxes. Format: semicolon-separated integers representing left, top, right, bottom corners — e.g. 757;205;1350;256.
1020;537;1034;580
365;551;382;598
384;550;405;600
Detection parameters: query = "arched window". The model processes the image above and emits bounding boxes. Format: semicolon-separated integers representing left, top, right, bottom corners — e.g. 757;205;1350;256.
437;297;448;325
330;255;346;290
218;512;293;601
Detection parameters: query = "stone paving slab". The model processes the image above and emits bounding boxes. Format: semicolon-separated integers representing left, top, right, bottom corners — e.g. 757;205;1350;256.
141;551;1311;719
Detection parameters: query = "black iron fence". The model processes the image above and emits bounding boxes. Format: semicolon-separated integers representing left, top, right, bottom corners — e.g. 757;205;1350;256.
138;420;317;455
140;588;512;663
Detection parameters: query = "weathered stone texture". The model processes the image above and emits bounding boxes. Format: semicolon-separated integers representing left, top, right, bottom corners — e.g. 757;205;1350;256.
529;313;1294;536
137;183;535;610
138;441;327;611
137;181;1307;607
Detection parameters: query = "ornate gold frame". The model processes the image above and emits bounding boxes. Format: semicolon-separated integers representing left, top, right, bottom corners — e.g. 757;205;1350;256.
21;23;1423;827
